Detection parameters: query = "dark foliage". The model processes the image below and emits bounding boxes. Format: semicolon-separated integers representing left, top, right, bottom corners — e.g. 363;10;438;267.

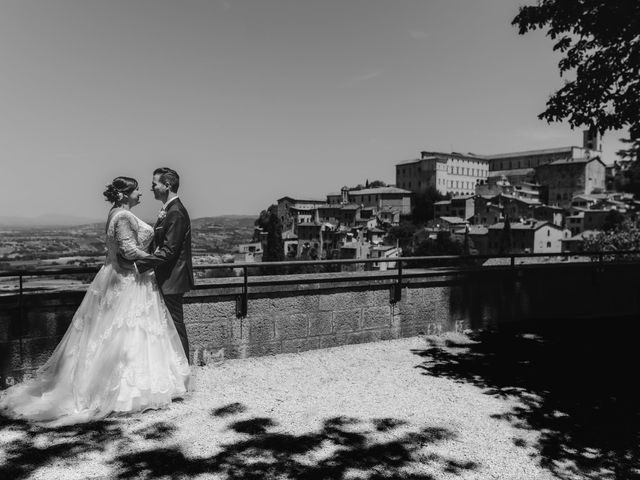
618;160;640;196
0;405;478;479
602;209;626;231
513;0;640;159
413;231;464;257
387;222;417;252
254;205;284;264
413;318;640;479
411;187;447;224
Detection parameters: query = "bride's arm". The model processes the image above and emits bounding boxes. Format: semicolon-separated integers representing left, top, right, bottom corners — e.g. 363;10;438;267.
114;214;150;261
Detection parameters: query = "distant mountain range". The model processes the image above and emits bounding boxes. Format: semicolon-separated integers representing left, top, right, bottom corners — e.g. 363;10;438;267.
0;214;256;228
0;214;103;227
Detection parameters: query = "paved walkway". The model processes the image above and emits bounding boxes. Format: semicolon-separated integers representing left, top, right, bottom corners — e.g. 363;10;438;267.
1;336;557;479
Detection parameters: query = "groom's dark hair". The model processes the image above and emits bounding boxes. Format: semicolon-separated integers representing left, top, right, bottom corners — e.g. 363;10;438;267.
154;167;180;193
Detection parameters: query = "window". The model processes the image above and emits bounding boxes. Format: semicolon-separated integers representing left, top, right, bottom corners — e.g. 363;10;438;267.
547;241;551;248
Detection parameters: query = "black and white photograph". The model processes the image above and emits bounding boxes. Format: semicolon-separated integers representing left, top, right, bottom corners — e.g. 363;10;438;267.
1;0;639;478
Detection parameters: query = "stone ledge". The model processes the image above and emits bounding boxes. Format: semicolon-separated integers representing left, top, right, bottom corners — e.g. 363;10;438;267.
2;261;640;389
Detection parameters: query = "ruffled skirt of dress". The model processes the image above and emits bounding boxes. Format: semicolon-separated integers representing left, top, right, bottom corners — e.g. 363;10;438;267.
0;264;190;426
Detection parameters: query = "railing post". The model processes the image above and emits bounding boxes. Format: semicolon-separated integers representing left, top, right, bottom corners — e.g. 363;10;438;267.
391;259;402;303
18;274;24;358
236;266;248;318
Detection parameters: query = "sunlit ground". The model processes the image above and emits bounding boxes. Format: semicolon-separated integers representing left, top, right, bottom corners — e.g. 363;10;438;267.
2;328;636;479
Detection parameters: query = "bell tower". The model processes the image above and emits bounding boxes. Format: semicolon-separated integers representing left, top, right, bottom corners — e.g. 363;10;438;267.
583;127;601;152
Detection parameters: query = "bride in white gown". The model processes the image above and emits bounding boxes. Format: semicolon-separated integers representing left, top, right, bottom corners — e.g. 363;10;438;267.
0;177;190;425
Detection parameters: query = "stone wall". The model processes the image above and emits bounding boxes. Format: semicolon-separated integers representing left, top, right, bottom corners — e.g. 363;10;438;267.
2;261;639;388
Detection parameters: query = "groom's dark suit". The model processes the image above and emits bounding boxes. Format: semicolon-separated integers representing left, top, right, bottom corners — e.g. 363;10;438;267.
136;197;194;362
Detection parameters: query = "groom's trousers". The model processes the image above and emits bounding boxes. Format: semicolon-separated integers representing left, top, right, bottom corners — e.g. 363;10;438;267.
162;293;190;364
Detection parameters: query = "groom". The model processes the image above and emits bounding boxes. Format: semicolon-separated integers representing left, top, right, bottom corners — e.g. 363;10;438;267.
136;167;194;363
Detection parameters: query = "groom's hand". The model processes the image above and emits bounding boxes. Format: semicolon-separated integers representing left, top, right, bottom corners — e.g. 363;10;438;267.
117;253;137;272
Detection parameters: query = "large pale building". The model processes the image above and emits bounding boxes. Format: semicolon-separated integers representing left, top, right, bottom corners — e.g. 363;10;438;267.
397;129;603;199
396;151;490;197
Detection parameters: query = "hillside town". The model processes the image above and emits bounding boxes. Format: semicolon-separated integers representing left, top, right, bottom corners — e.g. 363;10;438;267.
254;129;638;264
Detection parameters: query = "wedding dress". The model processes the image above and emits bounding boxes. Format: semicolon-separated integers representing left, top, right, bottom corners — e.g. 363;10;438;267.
0;209;190;425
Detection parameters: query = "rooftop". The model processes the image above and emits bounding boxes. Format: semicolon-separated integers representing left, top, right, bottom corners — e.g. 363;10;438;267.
349;187;412;195
278;196;326;204
484;146;578;160
468;225;489;235
542;156;604;167
396;151;487;165
563;230;600;242
487;168;536;177
438;216;468;224
488;220;554;231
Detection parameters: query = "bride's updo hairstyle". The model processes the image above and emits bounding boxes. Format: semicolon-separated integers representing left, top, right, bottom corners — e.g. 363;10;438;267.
103;177;138;205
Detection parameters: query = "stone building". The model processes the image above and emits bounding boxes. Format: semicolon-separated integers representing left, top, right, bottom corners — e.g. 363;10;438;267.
473;194;540;226
532;205;565;227
487;220;570;254
396;151;490;197
396;129;601;200
316;204;361;227
434;195;475;221
276;196;325;231
565;209;610;236
326;186;412;216
534;157;606;208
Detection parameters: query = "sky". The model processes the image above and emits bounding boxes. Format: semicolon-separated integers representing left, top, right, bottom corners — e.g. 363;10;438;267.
0;0;629;221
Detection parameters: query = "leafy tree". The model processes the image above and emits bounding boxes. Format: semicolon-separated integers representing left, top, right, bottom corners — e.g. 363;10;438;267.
583;218;640;256
254;205;284;263
388;221;417;252
513;1;640;159
352;180;386;190
413;231;465;257
411;186;447;225
618;160;640;196
602;209;626;232
369;180;387;188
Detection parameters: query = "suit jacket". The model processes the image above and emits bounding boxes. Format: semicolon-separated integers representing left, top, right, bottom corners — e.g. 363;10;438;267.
136;198;194;295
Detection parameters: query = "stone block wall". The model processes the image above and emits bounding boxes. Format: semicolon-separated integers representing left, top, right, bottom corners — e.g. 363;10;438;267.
2;261;640;388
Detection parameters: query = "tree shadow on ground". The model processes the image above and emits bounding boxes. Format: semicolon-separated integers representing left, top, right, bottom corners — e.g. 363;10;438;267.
413;318;640;479
109;412;478;479
0;415;130;479
1;402;478;479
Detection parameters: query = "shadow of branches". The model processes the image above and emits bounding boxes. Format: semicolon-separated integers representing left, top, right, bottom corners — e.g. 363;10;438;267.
0;415;130;479
109;411;477;479
1;402;478;479
413;319;640;479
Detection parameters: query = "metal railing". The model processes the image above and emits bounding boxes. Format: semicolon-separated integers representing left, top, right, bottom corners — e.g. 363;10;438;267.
1;251;640;319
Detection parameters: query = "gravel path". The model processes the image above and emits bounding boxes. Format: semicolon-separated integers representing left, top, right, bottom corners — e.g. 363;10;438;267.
1;336;557;479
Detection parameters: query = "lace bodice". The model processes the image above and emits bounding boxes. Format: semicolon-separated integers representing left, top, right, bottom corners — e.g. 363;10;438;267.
105;210;153;267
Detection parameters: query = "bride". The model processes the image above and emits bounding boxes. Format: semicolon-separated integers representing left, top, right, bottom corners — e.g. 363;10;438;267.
0;177;190;425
